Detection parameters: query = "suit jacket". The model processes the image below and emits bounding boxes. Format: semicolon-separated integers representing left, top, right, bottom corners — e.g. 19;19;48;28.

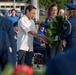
45;49;76;75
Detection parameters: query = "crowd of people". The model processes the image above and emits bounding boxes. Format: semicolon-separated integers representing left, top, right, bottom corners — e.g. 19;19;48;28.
0;2;76;75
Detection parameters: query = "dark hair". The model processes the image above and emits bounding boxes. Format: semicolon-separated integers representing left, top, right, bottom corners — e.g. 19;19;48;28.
11;9;16;12
14;22;18;27
25;5;36;14
35;21;40;25
47;3;58;17
68;9;76;17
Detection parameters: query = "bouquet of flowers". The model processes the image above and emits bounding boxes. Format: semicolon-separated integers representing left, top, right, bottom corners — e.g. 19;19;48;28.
45;16;65;48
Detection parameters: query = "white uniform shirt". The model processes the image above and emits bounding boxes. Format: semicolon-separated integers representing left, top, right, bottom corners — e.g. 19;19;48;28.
17;15;37;51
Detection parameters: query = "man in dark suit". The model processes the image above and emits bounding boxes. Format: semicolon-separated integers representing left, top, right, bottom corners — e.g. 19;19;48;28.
0;31;12;70
0;16;16;66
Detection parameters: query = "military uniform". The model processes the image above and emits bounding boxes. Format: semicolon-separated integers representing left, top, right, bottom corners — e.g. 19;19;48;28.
0;31;12;70
0;16;16;66
60;3;76;52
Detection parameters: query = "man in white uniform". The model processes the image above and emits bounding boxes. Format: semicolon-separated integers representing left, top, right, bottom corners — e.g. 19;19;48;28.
17;5;46;66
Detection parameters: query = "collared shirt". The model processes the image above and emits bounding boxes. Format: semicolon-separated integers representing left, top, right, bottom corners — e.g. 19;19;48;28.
17;15;37;51
8;15;18;24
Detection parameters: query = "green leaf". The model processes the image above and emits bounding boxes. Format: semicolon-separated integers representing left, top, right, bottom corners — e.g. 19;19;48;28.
1;64;14;75
45;15;65;48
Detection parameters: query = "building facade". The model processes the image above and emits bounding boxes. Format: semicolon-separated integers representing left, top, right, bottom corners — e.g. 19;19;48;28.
0;1;27;11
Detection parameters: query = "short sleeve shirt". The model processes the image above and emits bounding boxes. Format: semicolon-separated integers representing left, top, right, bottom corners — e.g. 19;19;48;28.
17;15;37;51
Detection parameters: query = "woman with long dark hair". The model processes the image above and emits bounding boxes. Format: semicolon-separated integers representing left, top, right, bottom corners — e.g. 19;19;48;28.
43;3;63;58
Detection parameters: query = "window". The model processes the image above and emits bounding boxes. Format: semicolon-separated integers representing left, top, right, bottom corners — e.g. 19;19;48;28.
11;6;13;8
6;6;10;8
1;6;5;8
16;6;19;8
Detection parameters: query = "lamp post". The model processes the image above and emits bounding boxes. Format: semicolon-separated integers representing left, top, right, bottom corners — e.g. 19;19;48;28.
31;0;39;21
13;0;15;9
